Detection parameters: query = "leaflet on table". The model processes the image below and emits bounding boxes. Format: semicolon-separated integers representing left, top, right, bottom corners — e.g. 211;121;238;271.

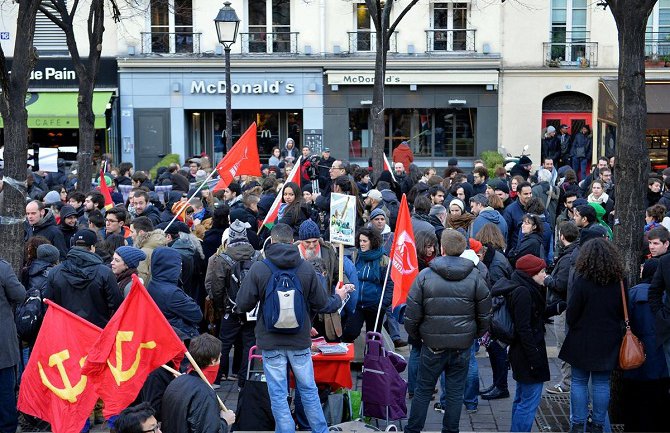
317;343;348;355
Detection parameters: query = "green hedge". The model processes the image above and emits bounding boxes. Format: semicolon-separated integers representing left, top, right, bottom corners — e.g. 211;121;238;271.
149;153;181;179
480;150;505;175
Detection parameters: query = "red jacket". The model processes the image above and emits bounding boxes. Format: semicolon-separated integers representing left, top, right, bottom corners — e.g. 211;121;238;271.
393;143;414;173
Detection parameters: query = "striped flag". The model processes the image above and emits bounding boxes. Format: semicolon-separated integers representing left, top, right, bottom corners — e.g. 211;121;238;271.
259;156;302;231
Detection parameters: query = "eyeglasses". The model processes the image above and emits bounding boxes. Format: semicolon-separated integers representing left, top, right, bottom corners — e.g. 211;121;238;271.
330;166;343;170
105;219;119;223
142;424;161;433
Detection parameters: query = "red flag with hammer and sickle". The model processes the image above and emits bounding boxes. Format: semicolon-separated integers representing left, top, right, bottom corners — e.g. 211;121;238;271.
18;300;102;433
212;122;262;192
82;275;187;417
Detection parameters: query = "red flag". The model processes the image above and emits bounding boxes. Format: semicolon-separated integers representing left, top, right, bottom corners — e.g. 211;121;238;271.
212;122;261;192
82;275;187;417
390;194;419;308
99;168;114;210
18;300;102;433
259;155;302;230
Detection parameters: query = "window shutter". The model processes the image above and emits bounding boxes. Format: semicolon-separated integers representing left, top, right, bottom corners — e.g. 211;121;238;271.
34;2;67;53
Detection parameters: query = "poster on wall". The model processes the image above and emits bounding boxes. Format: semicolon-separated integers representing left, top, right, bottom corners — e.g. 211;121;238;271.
329;193;357;246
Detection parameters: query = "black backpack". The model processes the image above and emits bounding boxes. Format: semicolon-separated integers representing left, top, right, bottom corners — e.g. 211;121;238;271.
15;288;44;344
490;294;514;347
222;252;258;310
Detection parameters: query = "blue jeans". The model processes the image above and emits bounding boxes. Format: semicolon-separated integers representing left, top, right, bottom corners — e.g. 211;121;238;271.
0;366;18;433
510;381;543;432
572;157;588;181
408;342;421;395
439;340;478;410
262;348;328;433
405;346;470;433
570;367;611;427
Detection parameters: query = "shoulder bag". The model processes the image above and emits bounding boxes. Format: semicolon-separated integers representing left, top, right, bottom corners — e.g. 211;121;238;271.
618;280;646;370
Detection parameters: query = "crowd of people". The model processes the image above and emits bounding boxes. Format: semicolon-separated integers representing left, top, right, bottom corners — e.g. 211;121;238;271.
1;141;669;433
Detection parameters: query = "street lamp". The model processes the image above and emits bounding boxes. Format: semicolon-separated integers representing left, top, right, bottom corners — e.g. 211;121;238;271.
214;1;240;152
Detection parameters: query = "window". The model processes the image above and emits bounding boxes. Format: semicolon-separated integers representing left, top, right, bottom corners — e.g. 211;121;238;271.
35;1;67;55
355;3;372;51
550;0;588;63
247;0;292;53
430;2;471;51
150;0;193;54
646;0;670;58
348;108;476;159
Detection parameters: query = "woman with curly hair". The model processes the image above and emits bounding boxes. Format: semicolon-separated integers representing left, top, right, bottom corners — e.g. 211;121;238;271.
559;238;625;433
22;236;52;285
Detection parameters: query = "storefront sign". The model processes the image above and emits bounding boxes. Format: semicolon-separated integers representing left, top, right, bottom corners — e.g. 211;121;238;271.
326;70;499;86
6;57;118;88
190;80;295;95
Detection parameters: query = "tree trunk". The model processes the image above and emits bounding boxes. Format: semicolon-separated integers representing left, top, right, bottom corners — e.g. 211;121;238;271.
77;76;97;193
0;0;42;274
607;0;657;424
370;29;387;181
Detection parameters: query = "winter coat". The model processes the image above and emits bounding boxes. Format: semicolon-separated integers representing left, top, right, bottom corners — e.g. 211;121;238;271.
559;275;624;372
392;143;414;172
623;282;669;381
236;242;329;351
532;182;559;228
507;232;544;268
25;210;68;259
503;199;527;252
658;191;670;214
0;260;26;369
481;248;512;283
205;242;258;311
60;222;77;249
135;230;168;284
202;226;225;261
161;372;229;433
170;173;191;193
25;259;54;294
649;252;670;345
504;271;551;383
570;132;592;160
411;215;435;237
542;135;561;166
546;242;577;305
137;204;163;226
147;247;202;340
472;207;508;241
380;189;400;229
509;163;531;180
352;249;394;311
44;247;123;328
404;255;490;350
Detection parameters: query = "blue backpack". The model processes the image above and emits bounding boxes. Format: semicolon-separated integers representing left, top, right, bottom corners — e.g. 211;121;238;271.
262;259;306;334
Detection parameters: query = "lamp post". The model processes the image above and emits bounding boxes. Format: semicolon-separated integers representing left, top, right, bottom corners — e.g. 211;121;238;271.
214;2;240;152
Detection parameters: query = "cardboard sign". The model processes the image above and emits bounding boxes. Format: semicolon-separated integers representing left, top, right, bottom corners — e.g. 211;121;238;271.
329;193;357;246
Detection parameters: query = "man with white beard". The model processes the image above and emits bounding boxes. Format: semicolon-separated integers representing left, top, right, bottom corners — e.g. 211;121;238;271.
296;219;339;291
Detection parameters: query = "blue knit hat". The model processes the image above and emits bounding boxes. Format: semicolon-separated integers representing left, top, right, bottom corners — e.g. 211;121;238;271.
115;246;147;269
299;219;321;241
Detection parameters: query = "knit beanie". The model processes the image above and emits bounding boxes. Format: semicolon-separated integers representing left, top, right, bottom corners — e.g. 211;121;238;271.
449;198;465;212
115;246;147;269
299;219;321;241
228;220;251;246
369;208;386;221
519;156;533;166
515;254;547;276
43;190;61;206
468;238;483;254
59;205;77;220
494;181;509;194
37;244;60;265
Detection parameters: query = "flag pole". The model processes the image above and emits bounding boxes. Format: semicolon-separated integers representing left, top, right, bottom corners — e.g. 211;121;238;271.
184;351;229;412
162;168;218;234
257;155;303;234
373;261;392;335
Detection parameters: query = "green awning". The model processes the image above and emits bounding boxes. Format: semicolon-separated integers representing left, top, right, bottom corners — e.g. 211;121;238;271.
0;91;113;129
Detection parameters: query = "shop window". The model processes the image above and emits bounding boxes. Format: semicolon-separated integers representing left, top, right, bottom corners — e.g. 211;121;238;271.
349;108;476;159
246;0;292;53
550;0;589;63
430;2;471;52
150;0;194;54
646;129;670;170
646;0;670;58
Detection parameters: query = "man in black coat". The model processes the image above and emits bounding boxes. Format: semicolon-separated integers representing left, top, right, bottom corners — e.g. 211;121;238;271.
25;200;68;259
43;229;123;328
161;334;235;433
649;247;670;373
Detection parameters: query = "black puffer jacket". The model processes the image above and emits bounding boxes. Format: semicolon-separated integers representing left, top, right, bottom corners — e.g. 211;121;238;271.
404;255;491;350
44;247;123;328
161;372;229;433
502;271;550;383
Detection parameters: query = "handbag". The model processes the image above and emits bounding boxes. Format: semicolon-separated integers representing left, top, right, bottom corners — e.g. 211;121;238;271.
618;280;646;370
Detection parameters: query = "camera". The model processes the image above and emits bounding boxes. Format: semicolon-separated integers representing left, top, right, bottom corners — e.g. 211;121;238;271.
306;155;321;181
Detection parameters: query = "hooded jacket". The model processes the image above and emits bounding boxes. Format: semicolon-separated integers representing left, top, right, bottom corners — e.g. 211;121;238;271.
392;142;414;171
137;204;163;226
235;242;329;350
44;247;123;328
136;230;168;284
472;207;508;240
205;242;258;311
25;210;68;259
147;247;202;340
404;255;490;350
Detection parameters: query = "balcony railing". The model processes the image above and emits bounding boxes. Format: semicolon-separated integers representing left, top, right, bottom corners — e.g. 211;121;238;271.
239;32;299;54
645;32;670;59
426;29;477;52
347;31;398;53
141;32;201;54
543;41;598;67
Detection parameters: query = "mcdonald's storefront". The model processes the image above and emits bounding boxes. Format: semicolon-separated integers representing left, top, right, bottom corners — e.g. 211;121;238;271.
118;61;325;170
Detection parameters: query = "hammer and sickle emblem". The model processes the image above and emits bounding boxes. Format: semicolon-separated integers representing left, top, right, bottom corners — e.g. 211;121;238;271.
38;350;87;403
107;331;156;385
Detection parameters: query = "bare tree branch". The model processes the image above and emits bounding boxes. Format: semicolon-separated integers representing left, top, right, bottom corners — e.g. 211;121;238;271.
388;0;420;39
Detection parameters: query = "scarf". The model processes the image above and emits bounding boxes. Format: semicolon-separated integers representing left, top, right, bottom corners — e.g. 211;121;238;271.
447;212;475;231
587;192;609;204
356;247;385;282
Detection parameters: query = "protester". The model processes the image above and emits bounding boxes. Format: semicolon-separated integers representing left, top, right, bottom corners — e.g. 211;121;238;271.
559;238;624;433
507;213;544;267
115;402;161;433
112;246;147;297
25;200;68;259
58;204;79;248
